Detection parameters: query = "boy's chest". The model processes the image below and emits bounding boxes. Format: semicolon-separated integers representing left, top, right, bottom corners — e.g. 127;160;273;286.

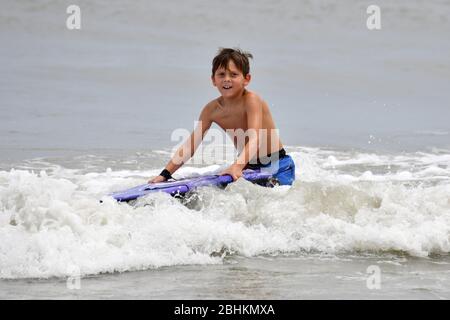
212;107;248;131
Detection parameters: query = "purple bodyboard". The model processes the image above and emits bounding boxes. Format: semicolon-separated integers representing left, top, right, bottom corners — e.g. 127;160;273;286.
110;169;273;202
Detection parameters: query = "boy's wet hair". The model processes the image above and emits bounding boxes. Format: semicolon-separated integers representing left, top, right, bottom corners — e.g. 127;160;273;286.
212;48;253;77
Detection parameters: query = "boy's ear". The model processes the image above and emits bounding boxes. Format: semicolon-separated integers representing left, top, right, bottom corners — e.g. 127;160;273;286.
244;74;251;86
211;75;217;87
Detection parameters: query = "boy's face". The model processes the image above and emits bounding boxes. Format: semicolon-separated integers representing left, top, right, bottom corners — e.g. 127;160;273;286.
211;60;251;99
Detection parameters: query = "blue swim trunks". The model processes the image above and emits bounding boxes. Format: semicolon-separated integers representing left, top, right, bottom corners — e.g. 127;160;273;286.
246;148;296;186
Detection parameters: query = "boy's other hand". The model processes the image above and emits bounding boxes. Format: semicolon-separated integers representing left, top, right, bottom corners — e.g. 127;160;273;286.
220;164;243;181
148;175;166;184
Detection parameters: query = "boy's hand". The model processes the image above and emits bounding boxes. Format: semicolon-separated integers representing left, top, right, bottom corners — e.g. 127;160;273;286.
148;175;167;184
220;164;243;181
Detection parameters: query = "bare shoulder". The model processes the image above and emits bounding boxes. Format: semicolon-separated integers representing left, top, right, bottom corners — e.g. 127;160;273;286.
198;98;222;123
203;98;223;113
243;90;265;111
244;90;263;102
200;99;218;115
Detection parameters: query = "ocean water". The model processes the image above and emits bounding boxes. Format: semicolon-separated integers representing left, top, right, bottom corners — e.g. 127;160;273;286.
1;0;450;299
1;148;449;299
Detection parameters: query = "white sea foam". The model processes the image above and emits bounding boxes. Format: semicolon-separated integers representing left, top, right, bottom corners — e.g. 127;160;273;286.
1;147;449;278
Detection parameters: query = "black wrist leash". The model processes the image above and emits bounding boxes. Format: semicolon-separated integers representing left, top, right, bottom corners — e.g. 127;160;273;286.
159;169;173;180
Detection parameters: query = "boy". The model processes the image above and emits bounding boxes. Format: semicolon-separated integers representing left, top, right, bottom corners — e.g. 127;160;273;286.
150;48;295;186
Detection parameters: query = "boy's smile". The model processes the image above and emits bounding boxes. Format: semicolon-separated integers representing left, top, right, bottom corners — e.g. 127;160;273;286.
212;60;251;100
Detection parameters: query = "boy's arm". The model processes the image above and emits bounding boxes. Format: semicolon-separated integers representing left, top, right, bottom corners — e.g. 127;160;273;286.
221;95;263;180
149;104;213;183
